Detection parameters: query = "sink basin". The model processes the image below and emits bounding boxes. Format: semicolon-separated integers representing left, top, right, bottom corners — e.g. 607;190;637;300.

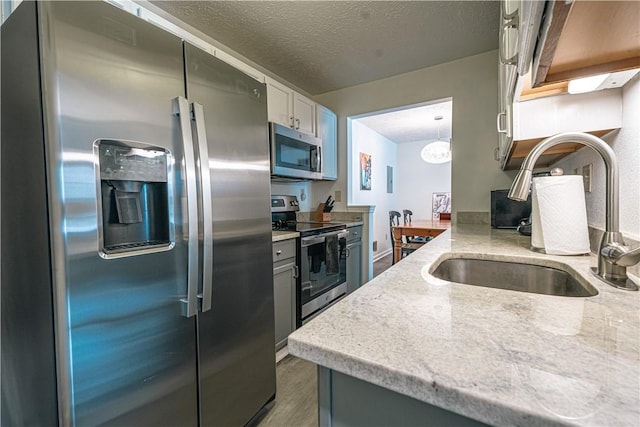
430;257;598;297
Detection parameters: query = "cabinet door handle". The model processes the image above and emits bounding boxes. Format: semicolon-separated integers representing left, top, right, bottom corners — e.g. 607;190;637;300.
497;112;508;134
499;16;519;65
290;116;295;128
276;250;282;256
346;248;350;257
295;118;300;129
293;265;299;278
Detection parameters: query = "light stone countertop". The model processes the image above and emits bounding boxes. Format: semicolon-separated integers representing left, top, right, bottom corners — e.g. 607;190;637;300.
287;225;640;427
271;230;299;242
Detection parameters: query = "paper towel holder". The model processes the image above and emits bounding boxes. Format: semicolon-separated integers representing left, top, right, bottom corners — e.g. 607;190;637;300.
508;132;638;291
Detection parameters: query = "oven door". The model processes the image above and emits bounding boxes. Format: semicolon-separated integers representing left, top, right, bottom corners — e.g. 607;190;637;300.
299;230;347;321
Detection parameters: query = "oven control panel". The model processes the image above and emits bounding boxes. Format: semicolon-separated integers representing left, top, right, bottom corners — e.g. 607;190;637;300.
271;195;299;212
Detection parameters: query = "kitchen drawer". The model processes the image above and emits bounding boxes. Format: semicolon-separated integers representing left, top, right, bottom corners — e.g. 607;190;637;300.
273;239;296;263
347;226;363;243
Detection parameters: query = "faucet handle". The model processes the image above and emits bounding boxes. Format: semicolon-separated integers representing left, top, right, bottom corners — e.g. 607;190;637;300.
602;243;640;267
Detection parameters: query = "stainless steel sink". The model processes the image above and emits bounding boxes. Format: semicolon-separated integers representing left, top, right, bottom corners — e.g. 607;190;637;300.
431;258;598;297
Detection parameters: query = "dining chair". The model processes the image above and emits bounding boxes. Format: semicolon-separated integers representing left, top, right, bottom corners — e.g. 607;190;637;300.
389;211;425;264
402;209;428;244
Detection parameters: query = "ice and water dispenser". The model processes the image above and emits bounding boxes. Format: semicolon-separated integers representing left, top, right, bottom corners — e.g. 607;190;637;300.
97;140;171;256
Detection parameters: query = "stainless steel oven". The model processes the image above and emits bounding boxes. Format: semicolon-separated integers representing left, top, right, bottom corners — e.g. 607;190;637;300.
271;194;348;326
299;229;348;323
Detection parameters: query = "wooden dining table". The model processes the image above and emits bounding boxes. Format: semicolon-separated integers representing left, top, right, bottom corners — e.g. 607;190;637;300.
391;219;451;262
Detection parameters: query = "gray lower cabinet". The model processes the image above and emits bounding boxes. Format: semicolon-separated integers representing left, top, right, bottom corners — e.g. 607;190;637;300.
273;239;297;350
346;226;362;293
318;367;488;427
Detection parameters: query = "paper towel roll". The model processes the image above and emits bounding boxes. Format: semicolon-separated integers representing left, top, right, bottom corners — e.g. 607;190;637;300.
531;176;590;255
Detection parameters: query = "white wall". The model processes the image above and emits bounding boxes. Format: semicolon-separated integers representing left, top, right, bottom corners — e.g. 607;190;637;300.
350;121;398;256
349;121;398;205
313;50;514;221
396;140;452;220
554;73;640;241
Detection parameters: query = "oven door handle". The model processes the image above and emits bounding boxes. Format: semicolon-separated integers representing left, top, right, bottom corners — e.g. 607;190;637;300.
301;229;348;247
301;236;325;247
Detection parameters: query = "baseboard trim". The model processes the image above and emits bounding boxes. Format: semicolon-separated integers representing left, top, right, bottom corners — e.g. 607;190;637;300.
373;249;393;263
276;345;289;364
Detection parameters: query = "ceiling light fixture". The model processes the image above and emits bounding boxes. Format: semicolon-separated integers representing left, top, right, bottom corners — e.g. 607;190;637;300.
421;115;451;164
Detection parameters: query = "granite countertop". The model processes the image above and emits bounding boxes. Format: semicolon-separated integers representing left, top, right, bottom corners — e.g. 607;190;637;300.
272;230;299;242
288;225;639;426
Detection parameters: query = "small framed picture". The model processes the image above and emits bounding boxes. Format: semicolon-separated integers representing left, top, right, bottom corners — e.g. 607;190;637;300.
360;152;372;191
432;192;451;214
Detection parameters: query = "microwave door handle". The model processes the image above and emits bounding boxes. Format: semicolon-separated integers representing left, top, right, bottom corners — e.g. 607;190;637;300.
173;97;199;318
317;145;322;174
310;146;321;173
192;102;214;313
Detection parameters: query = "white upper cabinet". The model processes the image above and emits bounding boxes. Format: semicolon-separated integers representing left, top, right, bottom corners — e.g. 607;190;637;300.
497;0;636;170
513;89;622;141
266;77;294;127
316;104;337;181
293;92;316;135
266;76;316;135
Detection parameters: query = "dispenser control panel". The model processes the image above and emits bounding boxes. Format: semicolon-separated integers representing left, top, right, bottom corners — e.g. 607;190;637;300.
95;139;172;257
99;142;167;182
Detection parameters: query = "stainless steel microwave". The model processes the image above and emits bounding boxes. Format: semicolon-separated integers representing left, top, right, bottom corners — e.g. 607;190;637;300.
269;122;322;180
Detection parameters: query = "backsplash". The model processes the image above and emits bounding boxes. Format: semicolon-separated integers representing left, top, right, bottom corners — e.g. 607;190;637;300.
297;211;364;224
457;211;490;225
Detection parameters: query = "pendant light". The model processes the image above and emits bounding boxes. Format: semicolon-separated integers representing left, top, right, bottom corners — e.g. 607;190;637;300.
421;115;451;164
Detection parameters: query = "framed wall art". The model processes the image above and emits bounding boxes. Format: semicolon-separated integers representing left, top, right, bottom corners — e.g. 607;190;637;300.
432;192;451;220
360;152;371;190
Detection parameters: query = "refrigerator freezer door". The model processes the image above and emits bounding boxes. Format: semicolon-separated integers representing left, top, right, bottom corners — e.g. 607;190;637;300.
184;44;276;426
38;3;198;425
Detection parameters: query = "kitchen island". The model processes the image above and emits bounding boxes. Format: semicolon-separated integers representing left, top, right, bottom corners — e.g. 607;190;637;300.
287;225;639;426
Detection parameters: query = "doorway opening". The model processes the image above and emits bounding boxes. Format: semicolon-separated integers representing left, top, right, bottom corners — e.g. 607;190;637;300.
347;97;452;262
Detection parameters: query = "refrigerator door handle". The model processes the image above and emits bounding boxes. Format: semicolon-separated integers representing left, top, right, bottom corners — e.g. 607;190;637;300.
174;96;199;318
192;102;214;313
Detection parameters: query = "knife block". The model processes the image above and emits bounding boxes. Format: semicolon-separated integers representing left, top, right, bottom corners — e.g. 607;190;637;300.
313;204;332;222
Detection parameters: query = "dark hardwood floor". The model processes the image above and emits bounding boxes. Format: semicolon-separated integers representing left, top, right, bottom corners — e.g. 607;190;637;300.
257;253;393;426
373;252;393;277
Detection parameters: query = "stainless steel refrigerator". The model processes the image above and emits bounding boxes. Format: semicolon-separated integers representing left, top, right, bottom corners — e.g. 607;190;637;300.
1;2;275;426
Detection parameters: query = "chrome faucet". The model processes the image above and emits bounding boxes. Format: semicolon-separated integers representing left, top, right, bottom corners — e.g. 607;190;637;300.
508;132;639;291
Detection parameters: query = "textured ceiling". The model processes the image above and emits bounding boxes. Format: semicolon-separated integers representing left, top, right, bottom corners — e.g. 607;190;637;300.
355;100;452;144
150;1;500;96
